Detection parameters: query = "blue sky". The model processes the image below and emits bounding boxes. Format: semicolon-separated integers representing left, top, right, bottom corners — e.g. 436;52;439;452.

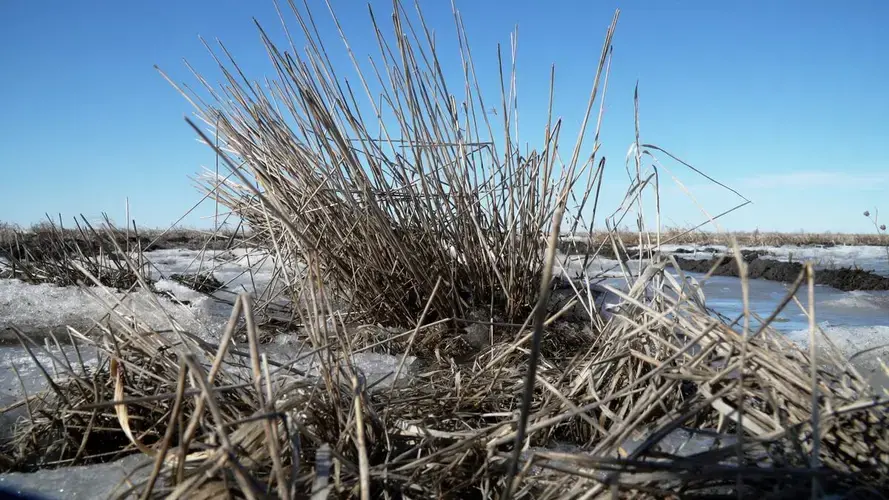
1;1;886;233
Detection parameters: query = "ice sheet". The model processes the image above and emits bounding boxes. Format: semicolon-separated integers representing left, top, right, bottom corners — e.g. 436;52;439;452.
0;344;98;409
697;275;889;333
143;247;281;296
0;279;228;341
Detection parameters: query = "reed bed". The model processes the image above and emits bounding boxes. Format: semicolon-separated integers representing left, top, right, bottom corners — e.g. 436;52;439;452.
2;1;888;498
0;222;244;254
0;216;152;289
560;230;889;255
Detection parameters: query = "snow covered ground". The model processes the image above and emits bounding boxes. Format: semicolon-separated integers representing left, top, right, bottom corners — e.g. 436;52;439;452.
1;244;887;498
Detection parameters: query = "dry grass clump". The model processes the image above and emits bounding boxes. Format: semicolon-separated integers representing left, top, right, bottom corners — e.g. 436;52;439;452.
160;0;620;327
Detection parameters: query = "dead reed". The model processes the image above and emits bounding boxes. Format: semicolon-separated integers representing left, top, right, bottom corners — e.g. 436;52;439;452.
156;0;629;327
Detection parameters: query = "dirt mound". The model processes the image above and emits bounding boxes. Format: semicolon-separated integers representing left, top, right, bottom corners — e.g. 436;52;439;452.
673;255;889;291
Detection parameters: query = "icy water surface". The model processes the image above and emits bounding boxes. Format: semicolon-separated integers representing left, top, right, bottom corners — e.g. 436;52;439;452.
699;273;889;333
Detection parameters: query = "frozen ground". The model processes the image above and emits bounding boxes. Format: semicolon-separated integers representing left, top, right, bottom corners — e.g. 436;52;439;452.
1;245;887;498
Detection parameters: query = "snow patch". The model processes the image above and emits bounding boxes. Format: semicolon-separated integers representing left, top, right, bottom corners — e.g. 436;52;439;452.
786;324;889;391
0;279;228;340
0;453;151;499
786;324;889;360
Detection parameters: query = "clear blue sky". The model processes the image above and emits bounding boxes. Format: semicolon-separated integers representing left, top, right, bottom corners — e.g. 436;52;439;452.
1;1;887;233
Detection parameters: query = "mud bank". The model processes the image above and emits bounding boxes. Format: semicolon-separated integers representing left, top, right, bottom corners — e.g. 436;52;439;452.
673;255;889;291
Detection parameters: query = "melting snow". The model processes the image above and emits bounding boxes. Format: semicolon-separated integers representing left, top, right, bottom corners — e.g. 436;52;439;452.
0;453;151;499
